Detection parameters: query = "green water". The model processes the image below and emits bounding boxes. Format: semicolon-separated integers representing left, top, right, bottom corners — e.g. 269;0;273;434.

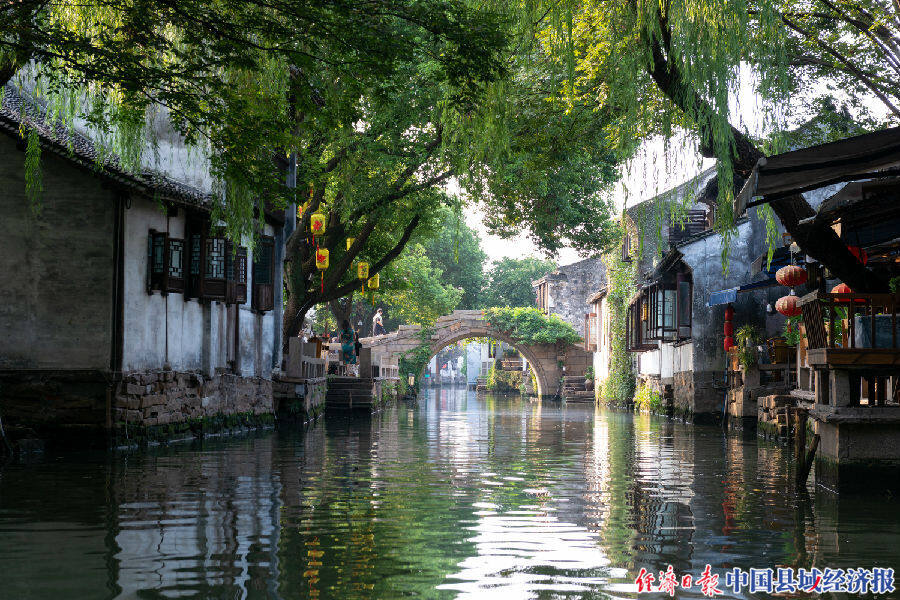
1;388;899;599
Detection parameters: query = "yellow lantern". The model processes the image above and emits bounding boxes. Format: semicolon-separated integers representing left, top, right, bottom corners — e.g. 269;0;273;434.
310;212;326;236
315;248;329;271
346;237;355;251
367;273;379;290
357;262;369;280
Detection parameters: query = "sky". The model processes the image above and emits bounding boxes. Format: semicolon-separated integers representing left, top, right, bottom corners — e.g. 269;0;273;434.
461;134;716;268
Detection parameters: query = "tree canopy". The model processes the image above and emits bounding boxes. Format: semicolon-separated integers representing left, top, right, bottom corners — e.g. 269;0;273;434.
422;208;487;310
482;257;556;308
547;0;899;290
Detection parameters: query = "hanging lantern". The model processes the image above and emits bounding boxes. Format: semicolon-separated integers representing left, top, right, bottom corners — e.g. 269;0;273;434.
831;282;864;304
775;294;801;317
357;262;369;281
346;237;355;251
310;212;326;236
832;283;852;294
723;321;734;337
367;273;380;290
725;305;734;321
776;265;808;287
724;336;735;352
315;248;329;271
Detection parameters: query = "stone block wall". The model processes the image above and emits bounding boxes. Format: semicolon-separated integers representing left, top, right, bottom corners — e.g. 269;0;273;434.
114;370;273;428
539;258;606;336
273;376;326;422
673;369;725;423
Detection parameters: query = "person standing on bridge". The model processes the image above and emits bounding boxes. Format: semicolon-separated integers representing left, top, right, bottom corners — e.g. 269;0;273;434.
372;308;386;337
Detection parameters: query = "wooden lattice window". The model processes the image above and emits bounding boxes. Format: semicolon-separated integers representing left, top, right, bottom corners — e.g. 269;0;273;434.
147;230;186;294
167;237;185;294
203;233;227;301
252;235;275;312
147;229;167;293
226;243;248;304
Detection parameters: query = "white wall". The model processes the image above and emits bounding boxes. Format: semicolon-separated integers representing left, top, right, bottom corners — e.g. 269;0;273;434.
121;197;278;378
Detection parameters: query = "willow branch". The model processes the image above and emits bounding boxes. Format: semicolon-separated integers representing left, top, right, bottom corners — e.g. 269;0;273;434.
780;13;900;118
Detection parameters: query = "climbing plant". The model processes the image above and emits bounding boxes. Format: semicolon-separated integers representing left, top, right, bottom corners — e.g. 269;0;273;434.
483;307;581;346
398;327;435;396
598;230;637;406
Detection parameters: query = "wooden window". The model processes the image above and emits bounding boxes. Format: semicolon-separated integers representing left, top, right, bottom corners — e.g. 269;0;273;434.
147;229;167;293
167;237;185;294
252;235;275;312
203;232;227;301
622;233;632;262
147;230;185;294
676;272;692;340
648;282;677;341
226;242;248;304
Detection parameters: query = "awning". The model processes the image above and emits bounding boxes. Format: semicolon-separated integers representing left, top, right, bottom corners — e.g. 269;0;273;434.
734;126;900;217
707;277;779;306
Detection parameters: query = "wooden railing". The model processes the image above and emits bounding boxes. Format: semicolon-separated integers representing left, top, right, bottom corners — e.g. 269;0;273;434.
799;291;900;351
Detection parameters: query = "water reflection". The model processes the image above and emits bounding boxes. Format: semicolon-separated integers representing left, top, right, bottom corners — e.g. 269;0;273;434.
1;387;899;598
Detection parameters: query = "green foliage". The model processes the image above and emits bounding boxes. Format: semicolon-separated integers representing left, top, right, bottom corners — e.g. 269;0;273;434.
486;366;522;392
890;277;900;294
633;382;663;414
398;327;435;396
486;362;497;390
381;244;463;328
481;257;556;308
423;207;487;310
600;238;636;406
484;307;581;345
585;366;594;380
783;315;802;347
735;324;764;370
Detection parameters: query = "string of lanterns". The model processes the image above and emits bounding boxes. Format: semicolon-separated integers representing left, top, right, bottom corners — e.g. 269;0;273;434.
304;192;383;305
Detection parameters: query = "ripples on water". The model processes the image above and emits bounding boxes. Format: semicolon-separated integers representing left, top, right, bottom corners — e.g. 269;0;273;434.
1;387;899;599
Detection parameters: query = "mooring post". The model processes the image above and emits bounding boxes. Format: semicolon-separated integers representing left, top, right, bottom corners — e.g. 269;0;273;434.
794;408;807;463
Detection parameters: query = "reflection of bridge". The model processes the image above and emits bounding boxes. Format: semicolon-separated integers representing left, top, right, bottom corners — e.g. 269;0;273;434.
360;310;591;398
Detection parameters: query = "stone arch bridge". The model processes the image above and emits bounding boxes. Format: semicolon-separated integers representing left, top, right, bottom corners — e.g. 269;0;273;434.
360;310;591;398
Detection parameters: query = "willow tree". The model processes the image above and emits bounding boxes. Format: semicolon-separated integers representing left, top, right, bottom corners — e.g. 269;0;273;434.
546;0;899;291
0;0;505;240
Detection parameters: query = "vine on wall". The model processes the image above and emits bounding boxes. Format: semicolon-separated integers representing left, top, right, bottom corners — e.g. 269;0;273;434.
598;230;636;406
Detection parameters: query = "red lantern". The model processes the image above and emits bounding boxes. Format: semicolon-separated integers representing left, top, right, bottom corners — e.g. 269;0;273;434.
776;265;807;287
723;321;734;337
848;246;868;265
831;282;864;304
724;336;735;351
724;305;734;321
832;282;852;294
776;294;801;317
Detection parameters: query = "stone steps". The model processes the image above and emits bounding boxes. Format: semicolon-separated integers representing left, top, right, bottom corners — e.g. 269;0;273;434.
325;377;375;409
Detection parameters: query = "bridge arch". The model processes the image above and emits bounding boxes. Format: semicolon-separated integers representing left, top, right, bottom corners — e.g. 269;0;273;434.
361;310;591;398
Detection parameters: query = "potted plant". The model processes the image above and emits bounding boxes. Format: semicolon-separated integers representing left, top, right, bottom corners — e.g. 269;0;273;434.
735;324;764;371
584;366;595;391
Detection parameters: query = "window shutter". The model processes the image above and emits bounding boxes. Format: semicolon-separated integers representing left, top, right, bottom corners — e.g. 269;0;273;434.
203;231;227;301
166;237;185;294
226;243;248;304
186;228;204;299
252;236;275;312
148;229;168;293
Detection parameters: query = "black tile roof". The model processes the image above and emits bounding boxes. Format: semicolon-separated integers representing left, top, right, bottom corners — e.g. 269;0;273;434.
0;84;214;210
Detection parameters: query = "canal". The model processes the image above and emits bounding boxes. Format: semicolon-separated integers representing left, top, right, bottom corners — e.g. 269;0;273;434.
1;387;899;598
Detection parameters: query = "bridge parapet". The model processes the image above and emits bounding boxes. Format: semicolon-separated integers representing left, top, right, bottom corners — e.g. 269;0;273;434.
359;310;591;399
